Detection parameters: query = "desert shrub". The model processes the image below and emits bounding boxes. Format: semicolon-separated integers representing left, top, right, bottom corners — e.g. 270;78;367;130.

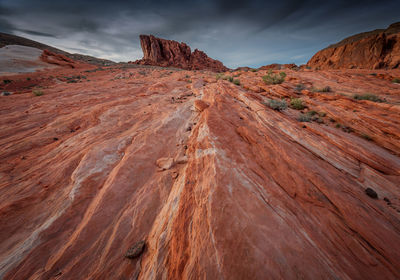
250;69;258;72
215;73;224;80
336;123;341;128
392;78;400;83
262;70;286;85
318;112;327;117
185;75;190;78
307;110;318;116
312;86;331;92
294;84;305;92
33;90;44;96
233;79;240;85
290;98;304;110
353;93;383;102
228;76;234;82
264;99;287;111
3;79;12;84
298;113;311;122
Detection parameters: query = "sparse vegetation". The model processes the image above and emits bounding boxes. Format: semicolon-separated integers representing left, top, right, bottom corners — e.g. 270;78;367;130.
353;93;383;102
298;113;311;122
361;133;373;141
294;84;305;92
290;98;305;110
264;99;287;111
33;90;44;96
187;79;192;83
27;77;31;81
392;78;400;83
312;86;331;92
250;69;258;72
318;112;327;117
336;123;341;128
185;75;190;79
233;79;240;86
216;73;224;80
341;126;354;133
262;70;286;85
228;76;234;82
3;79;12;84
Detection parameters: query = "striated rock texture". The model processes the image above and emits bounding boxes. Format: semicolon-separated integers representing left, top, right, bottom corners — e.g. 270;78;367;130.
0;62;400;279
40;50;81;68
133;35;229;72
307;22;400;69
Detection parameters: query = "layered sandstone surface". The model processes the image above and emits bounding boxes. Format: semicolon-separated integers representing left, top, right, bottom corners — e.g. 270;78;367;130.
133;35;229;72
307;22;400;69
0;63;400;279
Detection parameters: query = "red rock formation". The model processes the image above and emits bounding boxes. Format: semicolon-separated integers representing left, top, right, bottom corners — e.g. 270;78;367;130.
259;63;298;70
0;63;400;279
307;22;400;69
133;35;229;72
40;49;78;68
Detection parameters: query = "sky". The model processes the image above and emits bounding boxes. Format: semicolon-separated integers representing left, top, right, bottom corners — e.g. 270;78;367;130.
0;0;398;68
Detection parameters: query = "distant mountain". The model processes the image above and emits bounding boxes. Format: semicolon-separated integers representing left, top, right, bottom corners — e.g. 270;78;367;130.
0;32;115;66
307;22;400;69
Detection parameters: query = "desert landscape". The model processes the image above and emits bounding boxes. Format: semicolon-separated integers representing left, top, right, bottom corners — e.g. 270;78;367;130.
0;2;399;279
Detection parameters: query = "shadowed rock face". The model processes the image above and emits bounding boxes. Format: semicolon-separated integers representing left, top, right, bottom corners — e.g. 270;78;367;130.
307;22;400;69
0;60;400;279
134;35;229;72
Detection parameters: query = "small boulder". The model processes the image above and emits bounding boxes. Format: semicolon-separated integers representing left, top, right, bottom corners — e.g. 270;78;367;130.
125;240;145;259
365;188;378;199
156;157;174;170
176;156;188;164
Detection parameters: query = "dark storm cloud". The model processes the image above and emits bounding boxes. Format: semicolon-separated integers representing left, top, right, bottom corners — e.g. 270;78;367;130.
14;29;56;37
0;0;398;67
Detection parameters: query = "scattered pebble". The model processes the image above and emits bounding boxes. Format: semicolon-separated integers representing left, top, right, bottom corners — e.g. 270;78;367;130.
125;240;145;259
365;188;378;199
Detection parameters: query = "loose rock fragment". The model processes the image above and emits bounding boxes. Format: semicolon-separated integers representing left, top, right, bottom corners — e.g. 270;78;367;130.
156;157;174;170
125;241;145;259
365;188;378;199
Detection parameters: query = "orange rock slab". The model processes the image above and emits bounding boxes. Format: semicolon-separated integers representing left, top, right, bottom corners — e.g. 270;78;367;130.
0;65;399;280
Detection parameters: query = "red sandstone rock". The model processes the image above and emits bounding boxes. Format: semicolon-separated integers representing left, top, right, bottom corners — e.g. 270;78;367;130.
307;22;400;69
194;99;209;112
156;157;174;170
0;63;400;280
259;63;298;70
40;49;80;68
133;35;229;72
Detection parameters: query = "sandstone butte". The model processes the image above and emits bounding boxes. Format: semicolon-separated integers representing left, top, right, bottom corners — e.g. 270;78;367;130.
132;35;229;72
307;22;400;69
0;37;400;280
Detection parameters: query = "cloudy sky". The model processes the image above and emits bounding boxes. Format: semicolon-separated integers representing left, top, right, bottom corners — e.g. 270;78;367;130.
0;0;398;68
